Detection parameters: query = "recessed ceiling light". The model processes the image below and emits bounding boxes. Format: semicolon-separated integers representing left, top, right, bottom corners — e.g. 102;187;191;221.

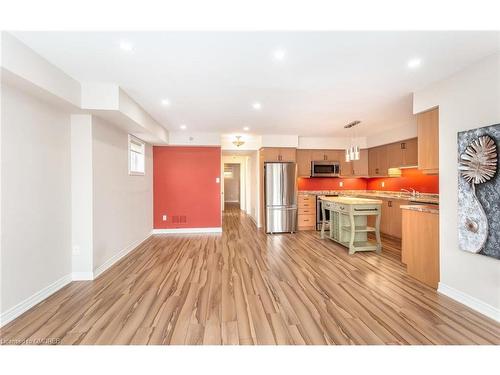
407;58;422;69
119;41;134;52
273;49;286;61
161;99;171;107
180;124;187;130
252;102;262;110
243;126;250;131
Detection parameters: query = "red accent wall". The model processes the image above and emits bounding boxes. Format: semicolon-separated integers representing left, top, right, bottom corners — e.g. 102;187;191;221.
298;168;439;193
298;177;367;191
153;146;221;229
366;168;439;193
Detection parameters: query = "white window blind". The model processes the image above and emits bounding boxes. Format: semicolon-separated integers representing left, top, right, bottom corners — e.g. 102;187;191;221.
128;135;145;175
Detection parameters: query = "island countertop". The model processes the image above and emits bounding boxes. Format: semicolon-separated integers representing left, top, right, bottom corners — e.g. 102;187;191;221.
319;196;383;205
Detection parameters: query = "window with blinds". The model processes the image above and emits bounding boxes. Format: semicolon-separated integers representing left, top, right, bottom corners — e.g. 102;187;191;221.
128;135;145;175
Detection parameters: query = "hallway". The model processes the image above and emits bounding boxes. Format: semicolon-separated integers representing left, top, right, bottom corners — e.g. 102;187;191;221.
2;204;499;345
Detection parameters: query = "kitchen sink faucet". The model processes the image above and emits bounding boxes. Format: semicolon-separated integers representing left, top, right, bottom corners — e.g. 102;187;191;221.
401;188;419;197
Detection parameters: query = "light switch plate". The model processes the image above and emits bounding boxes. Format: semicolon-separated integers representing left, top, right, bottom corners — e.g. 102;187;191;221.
216;177;220;183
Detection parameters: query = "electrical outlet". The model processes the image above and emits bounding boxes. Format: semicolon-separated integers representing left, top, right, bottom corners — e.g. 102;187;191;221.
162;214;167;221
381;181;385;188
216;177;220;183
72;245;80;255
339;181;344;187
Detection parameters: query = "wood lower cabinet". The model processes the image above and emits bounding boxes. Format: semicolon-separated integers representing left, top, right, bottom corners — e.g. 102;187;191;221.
417;108;439;174
402;208;439;288
298;194;316;230
367;198;405;238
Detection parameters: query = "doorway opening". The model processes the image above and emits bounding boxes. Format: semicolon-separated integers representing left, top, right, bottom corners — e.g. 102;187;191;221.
223;163;240;210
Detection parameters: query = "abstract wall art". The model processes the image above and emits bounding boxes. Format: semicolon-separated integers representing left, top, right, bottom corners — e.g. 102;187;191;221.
457;123;499;259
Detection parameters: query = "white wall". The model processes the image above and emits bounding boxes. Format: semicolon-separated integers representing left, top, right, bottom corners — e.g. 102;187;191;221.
71;115;93;279
170;131;221;146
261;134;299;148
221;155;248;212
249;151;260;226
1;83;72;317
365;120;417;148
414;52;500;321
298;136;367;149
223;164;240;202
1;32;81;107
91;116;153;273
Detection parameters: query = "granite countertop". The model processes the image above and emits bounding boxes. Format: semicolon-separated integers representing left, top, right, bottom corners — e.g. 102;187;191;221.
299;190;439;205
400;204;439;214
320;196;383;205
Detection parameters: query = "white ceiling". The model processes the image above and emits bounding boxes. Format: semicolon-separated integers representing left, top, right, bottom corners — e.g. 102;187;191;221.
13;31;500;137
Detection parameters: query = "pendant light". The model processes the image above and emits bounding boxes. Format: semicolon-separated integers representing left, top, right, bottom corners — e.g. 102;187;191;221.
344;121;361;161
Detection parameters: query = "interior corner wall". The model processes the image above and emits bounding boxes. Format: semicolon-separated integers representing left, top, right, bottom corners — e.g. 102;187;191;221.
1;83;72;316
413;52;500;319
91;116;153;272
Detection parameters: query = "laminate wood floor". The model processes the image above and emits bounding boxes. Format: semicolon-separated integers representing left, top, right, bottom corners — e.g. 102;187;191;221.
2;203;499;345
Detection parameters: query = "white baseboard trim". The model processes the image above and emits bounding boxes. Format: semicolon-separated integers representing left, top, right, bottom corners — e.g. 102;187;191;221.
0;274;72;327
93;233;152;279
438;282;500;322
72;272;94;281
152;227;222;234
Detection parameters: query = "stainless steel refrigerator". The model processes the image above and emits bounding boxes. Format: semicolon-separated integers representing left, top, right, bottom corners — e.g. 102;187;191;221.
265;162;297;233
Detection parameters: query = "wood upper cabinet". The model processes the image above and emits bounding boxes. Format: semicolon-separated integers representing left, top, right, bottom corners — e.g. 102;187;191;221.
341;149;368;177
351;149;369;176
387;138;418;168
402;138;418;166
310;150;341;161
368;146;389;177
296;149;312;177
417;108;439;174
279;148;297;162
260;147;296;162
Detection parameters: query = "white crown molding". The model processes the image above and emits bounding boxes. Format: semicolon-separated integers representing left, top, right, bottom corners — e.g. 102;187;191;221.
0;274;72;327
438;282;500;322
93;234;152;279
152;227;222;234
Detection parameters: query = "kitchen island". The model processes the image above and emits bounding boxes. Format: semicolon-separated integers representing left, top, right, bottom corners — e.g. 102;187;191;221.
320;196;383;255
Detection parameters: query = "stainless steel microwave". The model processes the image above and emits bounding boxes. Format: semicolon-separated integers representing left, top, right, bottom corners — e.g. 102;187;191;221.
311;160;340;177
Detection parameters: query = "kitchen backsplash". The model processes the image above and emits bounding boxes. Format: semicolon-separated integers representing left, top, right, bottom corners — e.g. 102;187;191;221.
298;168;439;194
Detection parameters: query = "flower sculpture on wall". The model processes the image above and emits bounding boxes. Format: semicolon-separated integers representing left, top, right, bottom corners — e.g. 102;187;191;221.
458;135;498;253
